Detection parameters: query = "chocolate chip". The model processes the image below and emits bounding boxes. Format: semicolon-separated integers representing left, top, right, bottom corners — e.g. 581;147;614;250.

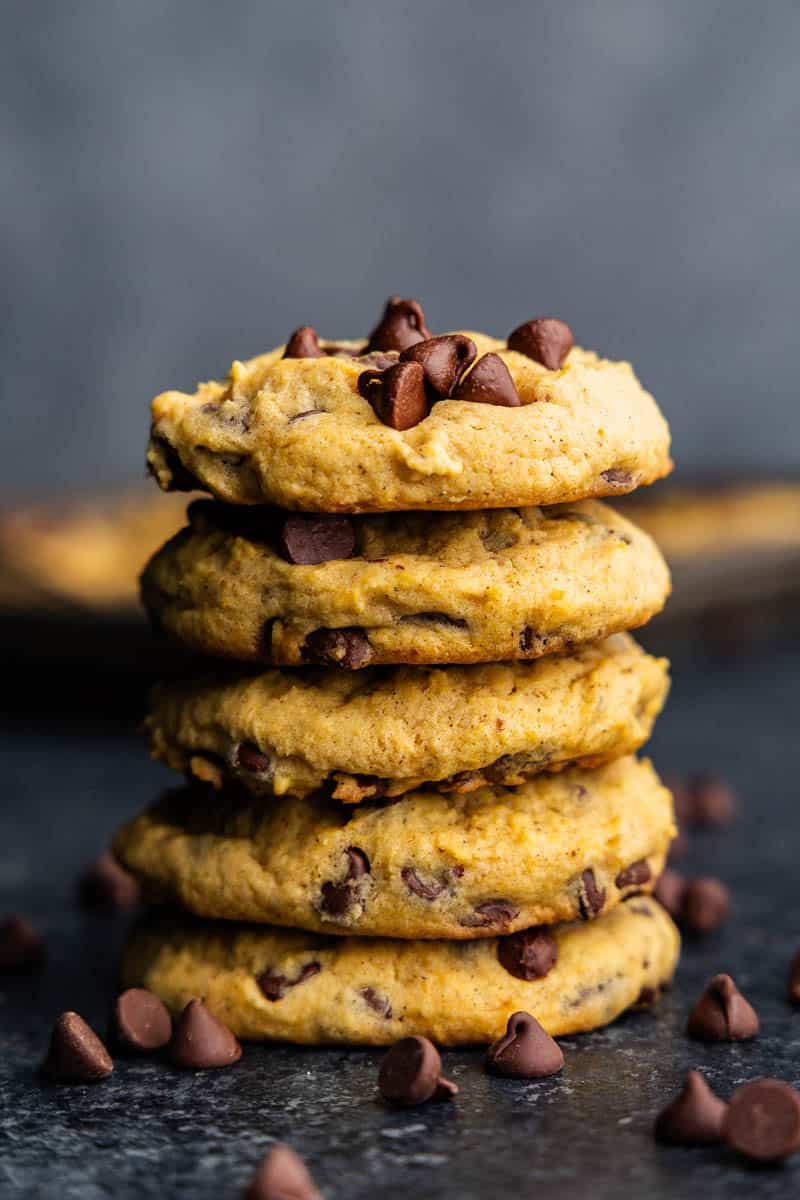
654;1070;728;1145
687;973;759;1042
636;986;659;1006
302;627;372;669
278;513;355;565
401;867;443;901
788;949;800;1006
680;876;730;934
578;869;606;918
688;774;737;828
452;353;520;407
346;847;370;877
486;1011;564;1079
41;1012;113;1084
237;743;273;774
360;988;393;1019
365;296;431;353
667;828;690;863
288;408;323;424
600;468;633;487
0;915;44;973
615;860;652;890
399;334;477;397
245;1143;322;1200
399;611;469;630
497;927;558;981
507;318;573;370
378;1036;457;1107
462;901;520;929
149;434;200;492
724;1079;800;1163
77;853;140;912
358;361;428;430
320;881;356;917
110;988;172;1054
168;998;242;1069
653;868;685;919
258;962;321;1002
283;326;324;359
519;627;536;653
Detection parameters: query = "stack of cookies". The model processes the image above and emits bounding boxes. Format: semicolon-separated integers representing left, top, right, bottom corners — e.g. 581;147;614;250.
116;298;680;1047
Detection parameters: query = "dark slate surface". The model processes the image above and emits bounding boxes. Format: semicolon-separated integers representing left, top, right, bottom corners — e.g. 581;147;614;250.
2;637;800;1198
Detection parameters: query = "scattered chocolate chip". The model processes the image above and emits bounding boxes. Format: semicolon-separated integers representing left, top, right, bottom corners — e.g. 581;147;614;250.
283;326;324;359
346;847;370;878
237;743;273;774
680;876;730;935
168;998;242;1069
278;513;355;565
653;868;685;919
462;901;520;929
245;1143;322;1200
0;915;44;973
401;867;443;901
486;1011;564;1079
578;869;606;919
320;881;357;917
77;853;140;912
497;927;558;981
41;1012;113;1084
302;627;372;669
615;860;652;890
724;1079;800;1163
360;988;393;1019
110;988;172;1054
507;318;573;370
654;1070;728;1145
599;468;633;487
258;962;321;1002
399;334;477;397
365;296;431;353
788;949;800;1006
378;1036;457;1107
688;774;737;829
452;353;520;407
358;361;428;430
687;973;759;1042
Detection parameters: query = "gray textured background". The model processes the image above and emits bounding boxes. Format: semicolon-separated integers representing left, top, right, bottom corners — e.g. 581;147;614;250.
2;0;798;498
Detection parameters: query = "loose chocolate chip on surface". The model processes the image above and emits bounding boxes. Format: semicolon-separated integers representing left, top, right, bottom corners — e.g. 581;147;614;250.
463;901;520;929
110;988;172;1054
507;317;573;369
41;1012;113;1084
486;1011;564;1079
399;334;477;397
237;743;273;774
653;868;685;919
578;869;606;918
0;915;44;973
302;627;372;669
283;326;324;359
452;353;520;407
401;867;443;901
654;1070;728;1145
615;860;652;890
724;1079;800;1163
278;513;355;565
360;988;393;1019
168;998;242;1069
688;774;737;828
365;296;431;353
378;1036;457;1107
788;950;800;1006
680;876;730;934
687;973;759;1042
77;853;140;912
258;962;321;1002
497;927;558;981
358;361;428;430
245;1143;322;1200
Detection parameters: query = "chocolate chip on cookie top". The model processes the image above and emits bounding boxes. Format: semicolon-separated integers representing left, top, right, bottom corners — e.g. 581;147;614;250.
365;296;432;352
507;317;574;369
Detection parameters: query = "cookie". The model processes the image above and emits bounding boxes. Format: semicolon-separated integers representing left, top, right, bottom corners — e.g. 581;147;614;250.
122;895;679;1045
114;757;675;939
141;500;670;667
146;324;671;512
145;635;669;802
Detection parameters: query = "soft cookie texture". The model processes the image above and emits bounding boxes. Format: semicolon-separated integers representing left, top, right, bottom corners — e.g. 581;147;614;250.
114;757;675;940
141;500;670;667
122;896;680;1046
146;333;671;512
145;635;669;802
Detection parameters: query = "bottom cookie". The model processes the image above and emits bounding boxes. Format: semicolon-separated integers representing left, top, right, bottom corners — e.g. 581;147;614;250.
122;896;679;1046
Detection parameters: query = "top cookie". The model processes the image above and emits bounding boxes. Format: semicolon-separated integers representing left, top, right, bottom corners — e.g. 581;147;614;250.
147;299;671;512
